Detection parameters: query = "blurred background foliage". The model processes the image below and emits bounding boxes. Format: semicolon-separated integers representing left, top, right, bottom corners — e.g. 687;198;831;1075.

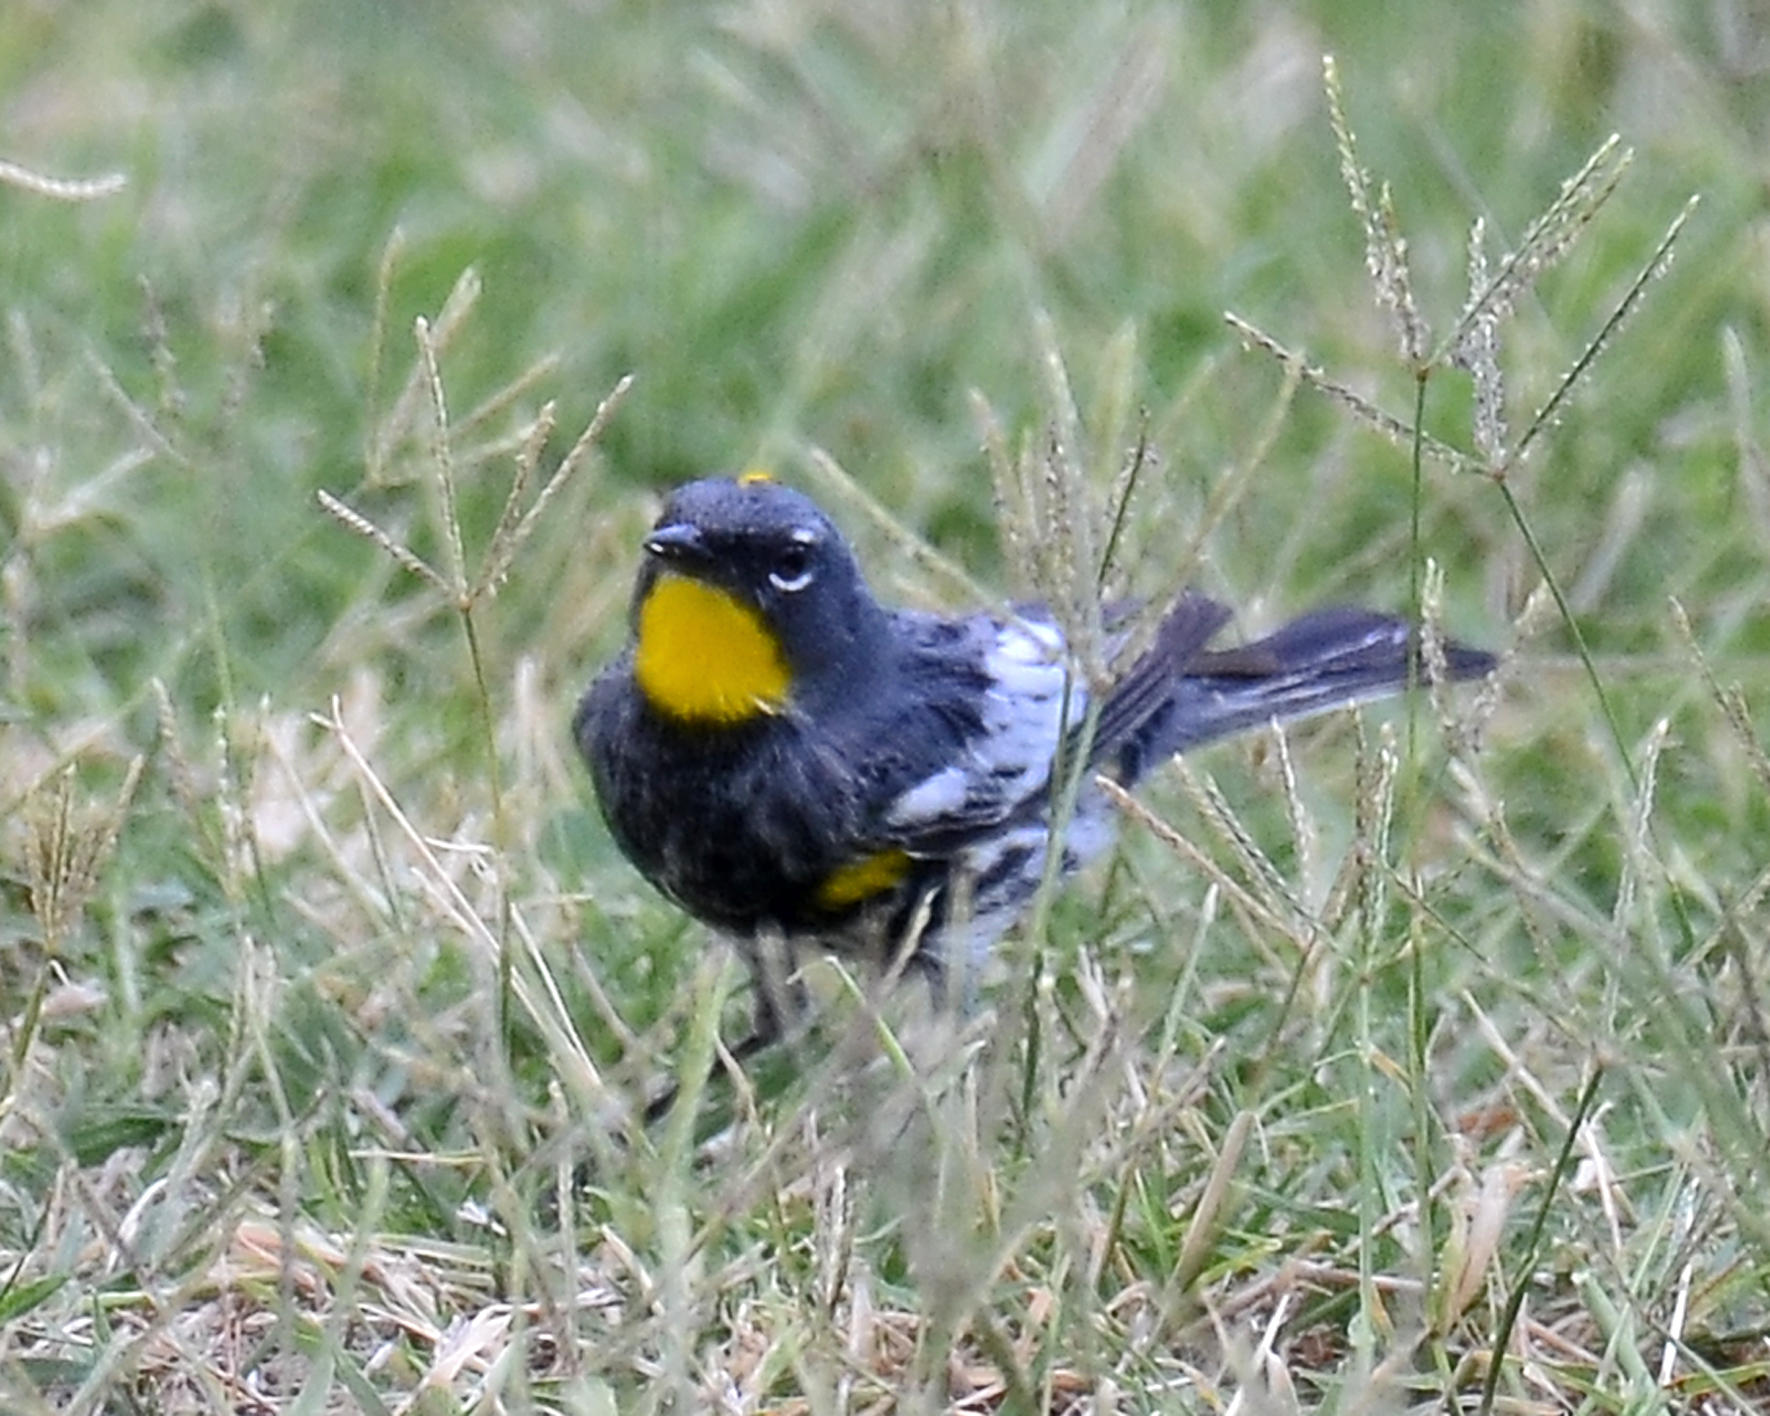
7;0;1762;725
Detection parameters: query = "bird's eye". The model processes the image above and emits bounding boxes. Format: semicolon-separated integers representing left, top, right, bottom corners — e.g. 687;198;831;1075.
768;543;815;593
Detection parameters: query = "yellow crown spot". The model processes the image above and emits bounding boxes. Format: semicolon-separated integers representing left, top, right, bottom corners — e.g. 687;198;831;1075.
635;573;791;725
815;848;912;910
737;468;775;485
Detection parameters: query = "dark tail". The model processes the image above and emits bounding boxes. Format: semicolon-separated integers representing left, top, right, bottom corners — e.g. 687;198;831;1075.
1118;606;1495;783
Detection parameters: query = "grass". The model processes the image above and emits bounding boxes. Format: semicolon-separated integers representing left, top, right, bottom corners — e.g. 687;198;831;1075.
4;1;1769;1411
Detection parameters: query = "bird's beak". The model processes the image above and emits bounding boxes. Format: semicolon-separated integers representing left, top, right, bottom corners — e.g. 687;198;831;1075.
643;523;708;561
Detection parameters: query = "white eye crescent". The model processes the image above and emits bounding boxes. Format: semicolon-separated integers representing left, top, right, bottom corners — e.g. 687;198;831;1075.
768;531;818;592
769;555;815;593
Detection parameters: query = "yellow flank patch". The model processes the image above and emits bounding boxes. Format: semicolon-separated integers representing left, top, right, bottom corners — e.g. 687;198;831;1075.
634;573;792;724
816;848;912;910
737;467;775;485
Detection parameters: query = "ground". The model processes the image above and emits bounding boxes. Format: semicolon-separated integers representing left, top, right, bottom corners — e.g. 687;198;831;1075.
2;2;1769;1412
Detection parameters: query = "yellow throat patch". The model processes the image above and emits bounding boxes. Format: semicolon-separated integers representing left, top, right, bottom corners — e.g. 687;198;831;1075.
634;572;791;725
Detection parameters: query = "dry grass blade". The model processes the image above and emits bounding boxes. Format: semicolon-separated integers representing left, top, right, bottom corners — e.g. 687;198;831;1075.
1669;598;1770;799
1221;313;1481;474
1101;358;1302;683
1376;184;1430;366
150;677;200;828
1477;1067;1604;1416
972;389;1031;599
1323;55;1429;365
1041;13;1171;244
315;488;449;594
1510;194;1699;467
1091;320;1143;593
22;757;144;950
1172;759;1312;937
0;156;128;200
478;373;634;599
1035;311;1099;641
338;328;632;609
1168;1108;1253;1297
454;352;563;444
22;766;78;951
1419;558;1484;758
1037;308;1085;494
1419;558;1451;714
84;348;191;469
261;722;395;928
806;443;995;606
138;276;182;421
211;701;262;908
967;313;1120;679
1269;720;1320;913
415;315;469;599
512;904;611;1108
12;446;155;542
1658;1259;1695;1387
1612;718;1669;932
1437;134;1632;366
1353;720;1400;934
1435;1162;1531;1333
479;398;555;594
1098;777;1299;943
316;699;610;1116
1723;327;1770;540
1323;54;1377;282
1096;409;1152;598
1025;310;1100;672
367;265;482;486
363;226;406;483
1456;217;1509;464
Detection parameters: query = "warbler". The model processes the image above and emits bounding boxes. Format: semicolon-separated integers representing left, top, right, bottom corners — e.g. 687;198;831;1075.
575;475;1493;1035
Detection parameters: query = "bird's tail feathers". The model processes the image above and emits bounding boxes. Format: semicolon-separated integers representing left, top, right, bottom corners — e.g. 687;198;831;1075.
1120;607;1494;779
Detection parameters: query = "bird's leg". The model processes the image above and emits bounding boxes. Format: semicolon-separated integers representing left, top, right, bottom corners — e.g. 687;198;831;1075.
740;929;810;1049
643;932;806;1126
